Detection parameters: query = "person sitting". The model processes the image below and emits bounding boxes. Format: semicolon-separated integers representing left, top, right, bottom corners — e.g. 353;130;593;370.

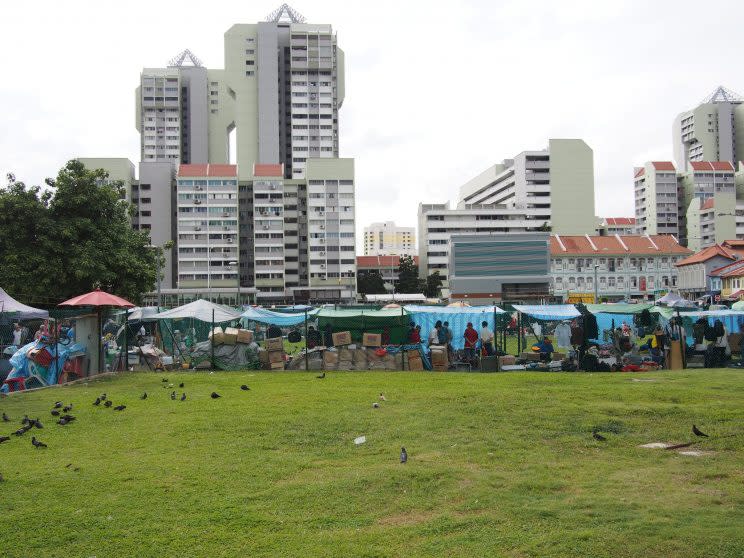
306;326;322;349
266;324;282;339
408;323;421;344
535;336;554;361
463;322;479;361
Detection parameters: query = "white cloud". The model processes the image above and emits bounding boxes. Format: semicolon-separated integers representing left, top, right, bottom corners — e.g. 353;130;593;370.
2;0;744;249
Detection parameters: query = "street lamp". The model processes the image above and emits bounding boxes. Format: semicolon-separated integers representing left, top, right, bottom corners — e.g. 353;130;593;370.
594;264;599;304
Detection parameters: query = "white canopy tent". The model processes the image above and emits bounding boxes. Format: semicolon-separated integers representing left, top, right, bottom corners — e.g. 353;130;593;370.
151;299;242;323
0;287;49;319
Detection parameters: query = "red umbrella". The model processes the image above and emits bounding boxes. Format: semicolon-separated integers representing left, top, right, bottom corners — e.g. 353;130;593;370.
59;288;134;308
59;288;135;374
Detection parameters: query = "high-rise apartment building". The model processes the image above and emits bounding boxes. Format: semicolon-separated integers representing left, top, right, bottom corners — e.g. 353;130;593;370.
418;139;596;292
121;5;355;304
633;161;680;237
673;86;744;170
363;221;416;256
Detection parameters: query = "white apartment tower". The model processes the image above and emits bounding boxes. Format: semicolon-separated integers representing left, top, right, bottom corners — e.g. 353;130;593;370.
363;221;416;256
673;86;744;170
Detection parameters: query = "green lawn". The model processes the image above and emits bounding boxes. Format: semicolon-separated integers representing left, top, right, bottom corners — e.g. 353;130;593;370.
2;370;744;557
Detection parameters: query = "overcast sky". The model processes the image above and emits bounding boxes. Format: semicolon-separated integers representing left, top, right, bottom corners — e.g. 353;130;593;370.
2;0;744;246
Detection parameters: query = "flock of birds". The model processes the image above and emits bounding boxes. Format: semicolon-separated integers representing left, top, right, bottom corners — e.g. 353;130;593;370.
0;377;254;482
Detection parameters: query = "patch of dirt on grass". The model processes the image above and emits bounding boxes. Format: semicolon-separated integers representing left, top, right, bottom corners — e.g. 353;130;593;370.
639;442;671;448
678;450;713;457
631;378;658;382
377;509;439;527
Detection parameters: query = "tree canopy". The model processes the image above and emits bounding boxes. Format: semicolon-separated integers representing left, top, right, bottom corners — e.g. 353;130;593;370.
357;271;387;296
0;160;160;305
424;271;443;298
396;255;422;294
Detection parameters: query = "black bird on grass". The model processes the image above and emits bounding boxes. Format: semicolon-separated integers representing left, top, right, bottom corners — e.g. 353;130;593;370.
31;437;47;448
180;393;187;401
13;428;26;436
62;415;76;422
400;447;408;463
0;435;10;444
693;425;709;437
372;402;380;409
58;418;69;426
104;400;113;408
93;398;101;406
53;401;62;409
171;391;176;400
51;409;60;417
21;415;30;425
211;392;221;399
162;378;169;383
592;431;607;442
179;382;184;388
240;384;250;391
140;392;147;400
2;412;10;422
100;393;107;401
62;405;72;413
114;405;126;411
316;372;325;379
33;419;43;429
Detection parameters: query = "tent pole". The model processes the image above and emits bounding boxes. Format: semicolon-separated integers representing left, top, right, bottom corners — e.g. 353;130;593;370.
124;309;129;371
211;308;215;370
304;308;309;372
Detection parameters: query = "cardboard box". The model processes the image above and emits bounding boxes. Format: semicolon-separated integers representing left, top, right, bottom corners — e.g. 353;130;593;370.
270;361;285;370
430;347;448;365
363;333;382;347
266;337;283;351
519;352;541;361
258;348;269;364
223;327;238;345
236;329;254;344
268;350;284;364
338;360;353;370
432;364;448;372
408;356;424;371
552;352;566;361
499;355;516;366
208;327;224;345
332;331;352;346
323;351;339;366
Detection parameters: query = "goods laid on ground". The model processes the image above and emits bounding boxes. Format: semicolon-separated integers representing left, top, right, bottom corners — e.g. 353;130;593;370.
430;346;448;371
362;333;382;347
288;346;404;370
208;327;224;345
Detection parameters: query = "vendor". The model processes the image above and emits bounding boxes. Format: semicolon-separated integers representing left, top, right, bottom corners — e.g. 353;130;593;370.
463;322;479;359
306;326;322;349
12;323;23;347
535;336;554;361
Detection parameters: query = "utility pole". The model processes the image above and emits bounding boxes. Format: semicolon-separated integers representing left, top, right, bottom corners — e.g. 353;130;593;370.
594;264;599;304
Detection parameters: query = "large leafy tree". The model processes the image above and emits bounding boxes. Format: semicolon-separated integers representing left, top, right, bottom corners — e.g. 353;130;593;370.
424;271;443;298
357;271;387;295
396;255;422;294
0;160;160;304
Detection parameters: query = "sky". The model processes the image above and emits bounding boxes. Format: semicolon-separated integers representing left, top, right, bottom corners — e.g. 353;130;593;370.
2;0;744;249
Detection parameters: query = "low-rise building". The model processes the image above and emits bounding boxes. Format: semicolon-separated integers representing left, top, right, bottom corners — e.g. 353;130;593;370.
356;255;419;291
675;243;744;300
448;233;552;304
711;259;744;300
550;235;691;302
598;217;636;236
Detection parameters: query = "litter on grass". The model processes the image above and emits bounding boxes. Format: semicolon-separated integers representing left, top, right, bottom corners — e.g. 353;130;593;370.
354;436;366;445
678;450;709;457
639;442;671;449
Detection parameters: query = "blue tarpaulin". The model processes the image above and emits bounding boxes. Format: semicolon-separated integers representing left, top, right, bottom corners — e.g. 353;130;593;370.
241;307;319;327
404;305;504;350
513;304;581;321
1;339;86;392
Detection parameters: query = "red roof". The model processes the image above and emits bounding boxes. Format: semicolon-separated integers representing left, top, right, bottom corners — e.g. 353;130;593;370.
690;161;735;172
722;240;744;248
604;217;636;226
651;161;675;171
253;163;284;177
634;167;645;178
178;164;238;177
675;244;738;266
701;198;715;210
550;235;690;256
710;259;744;276
356;256;419;268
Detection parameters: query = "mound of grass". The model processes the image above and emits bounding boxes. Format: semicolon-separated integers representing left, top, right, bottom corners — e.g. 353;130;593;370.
1;370;744;557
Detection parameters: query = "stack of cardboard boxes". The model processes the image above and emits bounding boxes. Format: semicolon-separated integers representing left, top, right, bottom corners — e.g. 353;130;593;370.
264;336;285;370
407;350;424;371
430;346;448;371
209;327;253;346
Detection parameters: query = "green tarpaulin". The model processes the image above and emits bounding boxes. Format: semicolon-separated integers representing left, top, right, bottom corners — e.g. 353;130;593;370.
316;308;410;344
585;303;655;315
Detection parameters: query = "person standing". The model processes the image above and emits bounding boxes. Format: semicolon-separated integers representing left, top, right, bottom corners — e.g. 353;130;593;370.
429;321;441;346
480;321;494;356
463;322;478;360
12;323;23;347
443;320;454;360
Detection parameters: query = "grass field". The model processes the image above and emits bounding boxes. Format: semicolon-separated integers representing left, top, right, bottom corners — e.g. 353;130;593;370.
2;369;744;557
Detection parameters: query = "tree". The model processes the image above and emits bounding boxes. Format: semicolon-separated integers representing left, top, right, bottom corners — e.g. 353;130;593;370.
536;222;552;232
0;161;161;304
357;271;386;295
396;255;422;294
424;271;443;298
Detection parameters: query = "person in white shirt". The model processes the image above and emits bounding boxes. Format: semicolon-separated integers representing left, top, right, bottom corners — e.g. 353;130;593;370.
12;323;23;346
428;321;441;345
480;321;494;355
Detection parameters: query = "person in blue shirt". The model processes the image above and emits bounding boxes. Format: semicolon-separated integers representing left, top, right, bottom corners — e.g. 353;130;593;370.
535;336;554;361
